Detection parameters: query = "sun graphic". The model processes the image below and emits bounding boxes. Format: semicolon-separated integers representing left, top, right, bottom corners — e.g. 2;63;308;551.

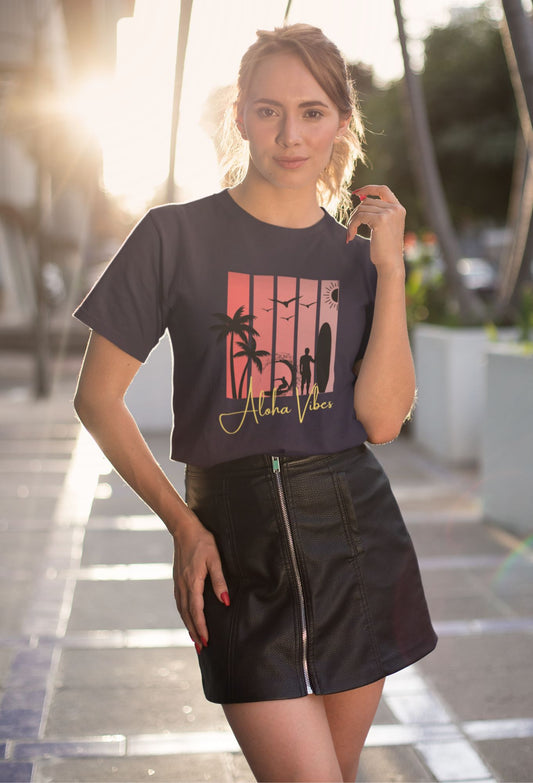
323;282;339;310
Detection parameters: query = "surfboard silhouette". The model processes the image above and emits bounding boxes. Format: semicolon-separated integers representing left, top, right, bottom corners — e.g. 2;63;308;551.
315;323;331;392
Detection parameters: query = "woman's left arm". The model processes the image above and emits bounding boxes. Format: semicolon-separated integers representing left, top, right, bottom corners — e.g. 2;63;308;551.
347;185;415;444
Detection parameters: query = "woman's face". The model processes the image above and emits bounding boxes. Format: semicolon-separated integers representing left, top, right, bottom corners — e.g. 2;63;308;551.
237;53;349;194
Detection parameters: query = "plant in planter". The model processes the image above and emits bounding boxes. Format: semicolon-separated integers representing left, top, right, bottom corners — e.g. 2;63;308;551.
405;235;514;465
482;284;533;536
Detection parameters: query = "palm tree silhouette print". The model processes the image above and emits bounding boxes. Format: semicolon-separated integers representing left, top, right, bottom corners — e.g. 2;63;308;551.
210;306;259;399
234;336;270;399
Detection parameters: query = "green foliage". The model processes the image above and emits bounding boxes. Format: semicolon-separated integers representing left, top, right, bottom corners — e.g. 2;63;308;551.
404;242;461;327
352;4;517;232
516;282;533;343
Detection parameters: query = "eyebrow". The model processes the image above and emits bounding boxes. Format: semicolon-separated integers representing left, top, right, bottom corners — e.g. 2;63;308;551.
252;98;330;109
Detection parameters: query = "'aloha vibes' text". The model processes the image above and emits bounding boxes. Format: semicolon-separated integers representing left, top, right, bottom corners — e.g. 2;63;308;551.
218;379;333;435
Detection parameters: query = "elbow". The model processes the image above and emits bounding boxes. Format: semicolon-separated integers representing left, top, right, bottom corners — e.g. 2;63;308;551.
358;404;414;445
73;388;92;427
364;421;403;445
73;387;105;431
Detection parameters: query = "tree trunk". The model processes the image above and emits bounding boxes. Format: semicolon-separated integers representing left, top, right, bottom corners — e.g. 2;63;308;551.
497;0;533;315
166;0;193;203
393;0;484;323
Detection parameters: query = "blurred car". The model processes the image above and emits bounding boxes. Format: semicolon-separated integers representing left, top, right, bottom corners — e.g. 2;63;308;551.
412;254;497;295
456;257;497;293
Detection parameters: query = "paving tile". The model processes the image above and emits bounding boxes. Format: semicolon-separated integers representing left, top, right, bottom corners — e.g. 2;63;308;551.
474;738;533;783
497;593;533;615
418;567;486;598
372;699;398;725
0;498;58;523
6;647;56;690
0;587;35;635
0;761;33;782
89;480;151;518
45;686;227;737
471;561;533;597
67;580;179;631
13;737;126;760
426;592;510;622
34;753;239;782
358;744;433;782
55;647;199;690
0;529;49;573
415;738;494;782
80;530;172;566
418;634;533;721
408;522;508;559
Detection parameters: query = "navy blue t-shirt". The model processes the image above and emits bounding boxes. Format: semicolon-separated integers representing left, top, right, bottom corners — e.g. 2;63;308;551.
74;190;377;466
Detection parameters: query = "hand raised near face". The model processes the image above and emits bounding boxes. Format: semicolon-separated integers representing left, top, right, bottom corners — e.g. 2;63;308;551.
346;185;406;273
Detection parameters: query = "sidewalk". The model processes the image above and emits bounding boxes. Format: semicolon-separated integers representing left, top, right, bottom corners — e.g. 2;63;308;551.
0;349;532;783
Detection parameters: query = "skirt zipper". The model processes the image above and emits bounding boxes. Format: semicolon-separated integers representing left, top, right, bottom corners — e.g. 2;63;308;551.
271;456;313;695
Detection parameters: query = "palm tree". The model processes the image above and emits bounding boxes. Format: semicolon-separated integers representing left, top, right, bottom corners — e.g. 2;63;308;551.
166;0;193;202
393;0;484;323
497;0;533;315
210;306;259;399
234;337;270;399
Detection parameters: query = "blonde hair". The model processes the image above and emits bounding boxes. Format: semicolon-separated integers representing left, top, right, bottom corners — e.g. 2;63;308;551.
218;24;366;223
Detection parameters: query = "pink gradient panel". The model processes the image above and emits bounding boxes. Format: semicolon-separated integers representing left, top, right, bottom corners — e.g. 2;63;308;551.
296;278;319;393
251;275;274;394
273;276;297;395
318;280;339;393
226;272;251;399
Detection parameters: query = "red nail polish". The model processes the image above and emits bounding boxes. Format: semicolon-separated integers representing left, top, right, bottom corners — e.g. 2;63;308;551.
201;636;208;647
221;591;230;607
194;641;202;654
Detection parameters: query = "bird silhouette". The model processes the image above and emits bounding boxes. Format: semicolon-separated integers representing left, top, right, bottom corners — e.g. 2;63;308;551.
269;296;302;308
281;314;295;321
300;300;317;308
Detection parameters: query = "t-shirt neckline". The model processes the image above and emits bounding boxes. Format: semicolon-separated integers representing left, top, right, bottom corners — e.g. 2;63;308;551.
220;189;329;234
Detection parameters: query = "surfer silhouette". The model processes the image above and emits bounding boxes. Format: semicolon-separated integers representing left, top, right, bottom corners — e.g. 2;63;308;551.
299;347;315;395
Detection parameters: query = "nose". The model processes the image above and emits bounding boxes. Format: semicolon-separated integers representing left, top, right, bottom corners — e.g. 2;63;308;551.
276;114;301;147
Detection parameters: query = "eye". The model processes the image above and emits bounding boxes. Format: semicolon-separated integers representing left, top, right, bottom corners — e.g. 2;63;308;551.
257;107;277;118
304;109;324;120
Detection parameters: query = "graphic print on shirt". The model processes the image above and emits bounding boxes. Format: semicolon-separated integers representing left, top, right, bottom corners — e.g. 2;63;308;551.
211;272;339;435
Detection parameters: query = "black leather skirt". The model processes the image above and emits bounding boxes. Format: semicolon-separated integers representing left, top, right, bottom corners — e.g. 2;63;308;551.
185;444;437;704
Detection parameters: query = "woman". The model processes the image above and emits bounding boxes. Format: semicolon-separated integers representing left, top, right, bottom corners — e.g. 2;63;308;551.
74;24;437;782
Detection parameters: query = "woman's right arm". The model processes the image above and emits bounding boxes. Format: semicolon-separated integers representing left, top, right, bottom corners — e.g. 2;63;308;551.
73;331;229;649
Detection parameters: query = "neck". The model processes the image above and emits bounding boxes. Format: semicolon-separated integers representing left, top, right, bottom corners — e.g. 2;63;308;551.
230;173;324;229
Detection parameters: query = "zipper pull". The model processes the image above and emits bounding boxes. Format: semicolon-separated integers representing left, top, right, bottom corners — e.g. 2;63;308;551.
271;456;280;473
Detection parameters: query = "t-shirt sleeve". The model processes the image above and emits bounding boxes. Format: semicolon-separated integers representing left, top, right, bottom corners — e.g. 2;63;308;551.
74;211;169;362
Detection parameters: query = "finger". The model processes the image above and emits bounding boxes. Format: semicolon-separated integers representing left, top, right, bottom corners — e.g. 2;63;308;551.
353;184;400;204
174;574;205;651
346;201;373;243
188;584;209;647
207;554;230;607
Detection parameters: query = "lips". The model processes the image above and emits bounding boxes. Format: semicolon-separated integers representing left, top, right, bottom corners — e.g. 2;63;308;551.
274;157;309;169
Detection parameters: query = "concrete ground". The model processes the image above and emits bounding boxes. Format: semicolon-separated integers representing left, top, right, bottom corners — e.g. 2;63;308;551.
0;349;532;783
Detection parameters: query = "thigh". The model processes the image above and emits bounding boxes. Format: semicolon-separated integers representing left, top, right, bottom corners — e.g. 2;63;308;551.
223;695;342;783
324;678;385;782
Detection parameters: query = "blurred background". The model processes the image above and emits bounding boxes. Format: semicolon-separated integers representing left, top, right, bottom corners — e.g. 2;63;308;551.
1;0;531;401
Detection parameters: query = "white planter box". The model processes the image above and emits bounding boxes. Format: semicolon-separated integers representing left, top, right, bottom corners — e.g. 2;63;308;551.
412;324;515;466
482;344;533;537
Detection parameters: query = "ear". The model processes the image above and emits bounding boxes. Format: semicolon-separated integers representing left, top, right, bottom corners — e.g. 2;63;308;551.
335;112;351;141
236;118;248;140
234;102;248;140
